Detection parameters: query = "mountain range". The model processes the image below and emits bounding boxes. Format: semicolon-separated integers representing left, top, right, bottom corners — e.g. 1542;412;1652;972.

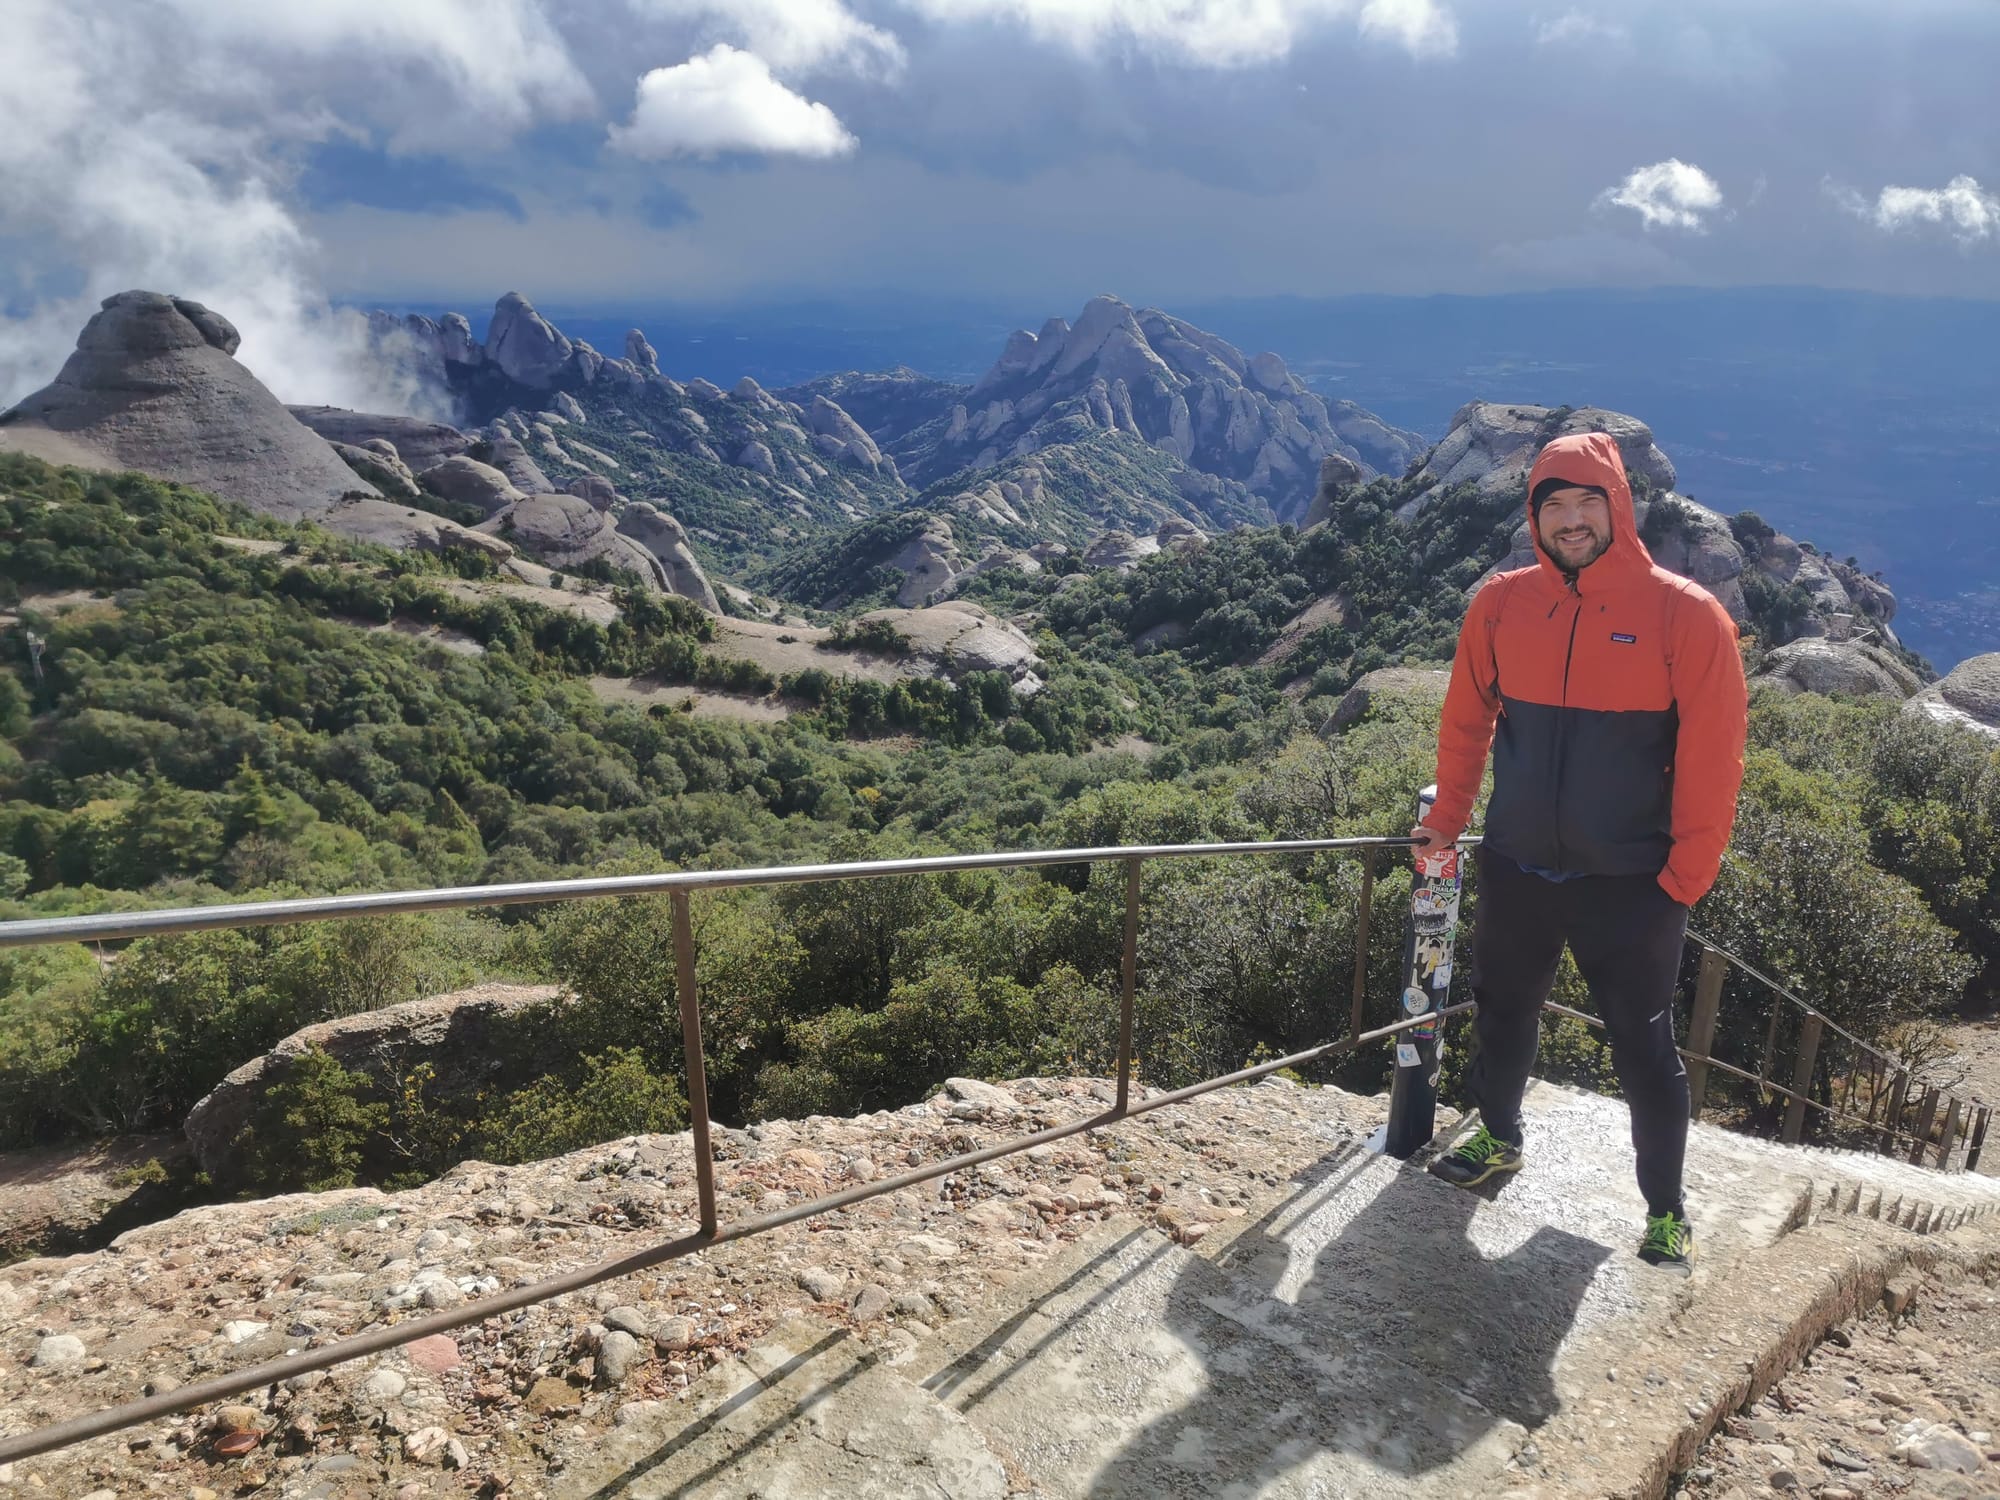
0;286;1946;709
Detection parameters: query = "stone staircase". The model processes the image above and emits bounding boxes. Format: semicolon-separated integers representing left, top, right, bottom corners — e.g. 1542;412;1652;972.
556;1082;2000;1500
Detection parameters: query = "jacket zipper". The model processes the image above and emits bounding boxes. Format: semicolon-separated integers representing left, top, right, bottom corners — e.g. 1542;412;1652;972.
1553;580;1582;870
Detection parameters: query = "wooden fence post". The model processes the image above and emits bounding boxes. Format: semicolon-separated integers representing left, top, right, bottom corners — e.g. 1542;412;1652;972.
1685;947;1725;1121
1781;1013;1824;1145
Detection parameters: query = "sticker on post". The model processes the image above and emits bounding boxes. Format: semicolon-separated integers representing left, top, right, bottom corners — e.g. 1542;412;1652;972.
1395;1042;1421;1068
1417;848;1460;881
1403;986;1430;1015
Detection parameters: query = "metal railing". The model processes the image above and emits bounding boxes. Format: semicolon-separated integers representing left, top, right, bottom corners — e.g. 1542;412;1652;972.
1553;932;1990;1172
0;834;1440;1466
0;833;1986;1466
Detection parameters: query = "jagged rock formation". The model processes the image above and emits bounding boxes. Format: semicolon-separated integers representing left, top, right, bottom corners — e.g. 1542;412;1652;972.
1302;452;1368;530
183;984;565;1183
1906;653;2000;739
1429;403;1903;648
370;293;905;569
1403;402;1677;519
894;295;1422;521
1753;638;1924;700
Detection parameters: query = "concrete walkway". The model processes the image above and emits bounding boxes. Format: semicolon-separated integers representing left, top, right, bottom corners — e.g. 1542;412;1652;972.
562;1080;2000;1500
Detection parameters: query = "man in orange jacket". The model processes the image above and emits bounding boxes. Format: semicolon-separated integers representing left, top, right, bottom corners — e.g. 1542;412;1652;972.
1410;431;1748;1270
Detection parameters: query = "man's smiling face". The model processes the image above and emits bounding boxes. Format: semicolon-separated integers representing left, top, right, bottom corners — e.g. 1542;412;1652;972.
1536;485;1613;572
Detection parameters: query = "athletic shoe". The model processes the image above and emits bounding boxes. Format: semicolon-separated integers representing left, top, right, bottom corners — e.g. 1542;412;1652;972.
1426;1123;1524;1188
1638;1211;1696;1270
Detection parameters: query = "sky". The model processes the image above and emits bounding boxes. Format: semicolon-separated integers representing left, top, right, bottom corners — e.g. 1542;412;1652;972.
1;0;1997;410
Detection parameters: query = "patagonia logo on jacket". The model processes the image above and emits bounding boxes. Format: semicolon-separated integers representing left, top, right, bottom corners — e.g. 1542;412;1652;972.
1424;432;1749;907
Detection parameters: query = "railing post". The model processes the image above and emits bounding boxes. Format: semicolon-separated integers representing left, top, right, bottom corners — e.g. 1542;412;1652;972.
1879;1069;1909;1155
1934;1097;1963;1170
671;890;717;1238
1348;851;1376;1044
1685;946;1725;1121
1115;856;1141;1113
1967;1106;1991;1173
1757;996;1782;1107
1781;1013;1823;1144
1386;786;1460;1159
1906;1085;1940;1166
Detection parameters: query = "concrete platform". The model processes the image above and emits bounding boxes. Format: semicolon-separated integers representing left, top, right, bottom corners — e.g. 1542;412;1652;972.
564;1080;2000;1500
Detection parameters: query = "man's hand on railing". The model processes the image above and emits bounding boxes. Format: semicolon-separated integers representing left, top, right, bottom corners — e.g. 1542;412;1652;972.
1410;823;1451;861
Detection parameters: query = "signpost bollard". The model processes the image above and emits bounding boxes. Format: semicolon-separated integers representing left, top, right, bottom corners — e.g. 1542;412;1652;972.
1385;785;1462;1158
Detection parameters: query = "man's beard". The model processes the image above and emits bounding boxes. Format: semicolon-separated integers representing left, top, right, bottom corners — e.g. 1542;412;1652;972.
1544;527;1611;571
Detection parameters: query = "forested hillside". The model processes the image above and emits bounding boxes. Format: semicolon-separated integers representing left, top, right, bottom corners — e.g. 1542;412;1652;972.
1;452;1994;1215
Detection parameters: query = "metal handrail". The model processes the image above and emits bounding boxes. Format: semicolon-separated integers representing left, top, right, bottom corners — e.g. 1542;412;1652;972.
0;836;1415;950
0;834;1424;1465
0;831;1988;1466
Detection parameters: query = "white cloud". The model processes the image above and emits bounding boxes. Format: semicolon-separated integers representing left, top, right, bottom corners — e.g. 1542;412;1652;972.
893;0;1458;67
1358;0;1458;58
1535;10;1628;48
1597;159;1726;232
625;0;905;75
609;45;858;160
1831;175;1998;245
0;0;594;410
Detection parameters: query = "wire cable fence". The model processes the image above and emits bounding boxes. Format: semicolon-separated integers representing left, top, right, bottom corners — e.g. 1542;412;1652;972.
0;833;1985;1466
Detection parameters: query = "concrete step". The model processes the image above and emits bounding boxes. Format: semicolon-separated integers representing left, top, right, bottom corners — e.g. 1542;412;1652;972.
554;1314;1026;1499
899;1217;1523;1498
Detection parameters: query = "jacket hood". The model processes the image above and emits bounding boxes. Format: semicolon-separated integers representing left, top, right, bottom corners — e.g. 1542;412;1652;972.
1525;431;1653;588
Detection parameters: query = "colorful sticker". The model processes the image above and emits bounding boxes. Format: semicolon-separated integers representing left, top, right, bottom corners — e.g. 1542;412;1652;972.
1417;848;1460;881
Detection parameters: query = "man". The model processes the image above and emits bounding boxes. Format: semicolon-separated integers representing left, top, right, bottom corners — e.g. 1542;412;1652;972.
1410;431;1747;1270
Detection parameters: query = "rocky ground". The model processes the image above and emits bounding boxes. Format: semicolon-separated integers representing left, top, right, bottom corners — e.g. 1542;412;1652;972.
0;1075;1351;1499
1672;1262;2000;1500
0;1136;188;1266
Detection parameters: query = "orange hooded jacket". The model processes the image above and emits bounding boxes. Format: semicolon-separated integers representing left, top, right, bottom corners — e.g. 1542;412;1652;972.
1428;432;1748;906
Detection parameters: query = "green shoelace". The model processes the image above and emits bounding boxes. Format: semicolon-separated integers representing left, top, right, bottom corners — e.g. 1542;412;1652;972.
1641;1212;1689;1258
1453;1124;1513;1164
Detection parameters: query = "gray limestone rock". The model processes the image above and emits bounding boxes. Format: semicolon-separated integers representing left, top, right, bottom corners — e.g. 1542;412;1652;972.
289;407;473;473
1083;528;1160;571
329;440;421;501
884;518;965;607
184;984;562;1181
420;456;523;517
1403;402;1676;520
615;504;720;611
485;292;574;388
482;429;555;495
1906;653;2000;739
805;395;886;472
735;440;777;476
566;473;618;512
1754;639;1920;701
484;492;665;588
0;290;378;520
624;329;659;376
1303;452;1368;529
853;604;1042;683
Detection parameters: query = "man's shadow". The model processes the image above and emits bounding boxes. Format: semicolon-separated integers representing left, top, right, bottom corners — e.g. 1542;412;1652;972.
1086;1136;1612;1493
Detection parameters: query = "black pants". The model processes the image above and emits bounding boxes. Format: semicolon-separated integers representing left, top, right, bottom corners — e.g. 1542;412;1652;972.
1465;847;1692;1220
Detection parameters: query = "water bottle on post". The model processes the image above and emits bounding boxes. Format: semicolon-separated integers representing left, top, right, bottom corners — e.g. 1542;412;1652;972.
1385;784;1462;1158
